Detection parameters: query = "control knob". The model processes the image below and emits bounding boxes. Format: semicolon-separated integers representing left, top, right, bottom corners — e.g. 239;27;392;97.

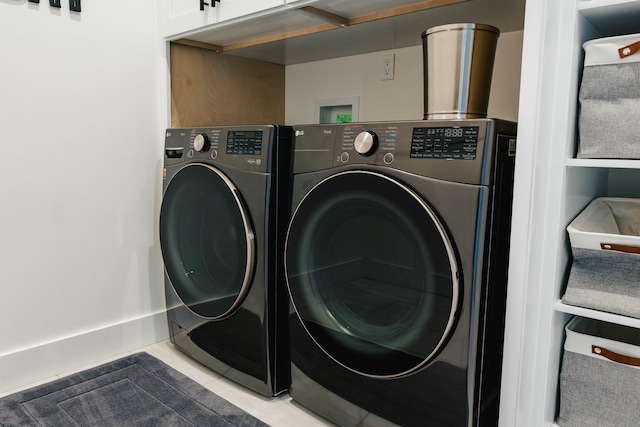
193;133;210;152
354;131;378;157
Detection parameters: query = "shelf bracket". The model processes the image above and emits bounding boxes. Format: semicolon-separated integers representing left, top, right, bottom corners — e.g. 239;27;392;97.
297;6;349;28
173;39;223;53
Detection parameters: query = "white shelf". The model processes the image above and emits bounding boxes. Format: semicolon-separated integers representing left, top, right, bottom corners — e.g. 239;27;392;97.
167;0;526;65
566;158;640;169
579;0;640;35
554;300;640;329
579;0;640;11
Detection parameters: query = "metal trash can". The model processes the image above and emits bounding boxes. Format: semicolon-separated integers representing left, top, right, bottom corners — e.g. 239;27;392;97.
422;23;500;120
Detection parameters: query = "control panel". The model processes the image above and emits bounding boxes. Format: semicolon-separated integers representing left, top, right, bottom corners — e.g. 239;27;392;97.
410;126;479;160
340;124;399;165
226;130;263;156
163;126;275;173
289;119;517;185
336;122;487;166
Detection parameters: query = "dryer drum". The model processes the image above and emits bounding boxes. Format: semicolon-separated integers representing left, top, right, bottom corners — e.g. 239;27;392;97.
285;170;460;378
160;163;255;319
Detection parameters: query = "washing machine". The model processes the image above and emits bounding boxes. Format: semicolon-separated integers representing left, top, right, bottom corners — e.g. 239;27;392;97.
285;119;517;426
160;125;292;397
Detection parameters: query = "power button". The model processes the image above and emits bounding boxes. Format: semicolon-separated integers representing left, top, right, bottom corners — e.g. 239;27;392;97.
384;153;395;164
340;152;350;163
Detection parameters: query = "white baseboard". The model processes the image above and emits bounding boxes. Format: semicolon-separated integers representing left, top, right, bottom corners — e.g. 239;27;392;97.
0;310;169;395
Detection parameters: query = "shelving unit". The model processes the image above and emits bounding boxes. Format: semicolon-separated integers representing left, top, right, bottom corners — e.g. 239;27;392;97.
564;0;640;334
554;301;640;329
565;158;640;168
501;0;640;425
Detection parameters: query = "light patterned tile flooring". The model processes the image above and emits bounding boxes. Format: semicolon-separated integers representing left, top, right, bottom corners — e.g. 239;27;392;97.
1;340;336;427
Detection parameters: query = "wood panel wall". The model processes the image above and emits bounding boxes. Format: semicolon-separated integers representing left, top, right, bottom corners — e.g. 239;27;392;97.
170;43;285;127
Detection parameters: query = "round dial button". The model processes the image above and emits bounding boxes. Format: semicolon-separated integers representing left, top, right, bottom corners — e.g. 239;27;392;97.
193;133;210;152
354;131;378;157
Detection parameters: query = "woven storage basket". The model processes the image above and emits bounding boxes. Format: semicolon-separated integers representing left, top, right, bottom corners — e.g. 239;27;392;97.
578;33;640;158
558;317;640;426
562;198;640;318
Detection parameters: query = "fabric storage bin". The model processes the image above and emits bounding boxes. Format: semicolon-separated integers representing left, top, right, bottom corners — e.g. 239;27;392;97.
558;316;640;427
578;33;640;158
562;197;640;318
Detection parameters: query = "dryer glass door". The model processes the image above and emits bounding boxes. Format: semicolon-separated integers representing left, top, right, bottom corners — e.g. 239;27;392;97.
160;163;254;319
286;171;460;378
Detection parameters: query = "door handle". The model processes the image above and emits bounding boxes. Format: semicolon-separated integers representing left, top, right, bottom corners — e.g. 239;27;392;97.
200;0;220;10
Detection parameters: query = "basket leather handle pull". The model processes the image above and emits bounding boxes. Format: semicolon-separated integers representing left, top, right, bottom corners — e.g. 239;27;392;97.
592;345;640;367
600;242;640;254
619;41;640;59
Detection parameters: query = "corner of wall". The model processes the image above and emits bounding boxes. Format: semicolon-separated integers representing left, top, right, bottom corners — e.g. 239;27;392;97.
0;311;168;396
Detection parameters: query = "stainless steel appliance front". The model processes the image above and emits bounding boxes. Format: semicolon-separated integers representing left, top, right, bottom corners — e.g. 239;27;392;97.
286;119;517;426
160;125;293;397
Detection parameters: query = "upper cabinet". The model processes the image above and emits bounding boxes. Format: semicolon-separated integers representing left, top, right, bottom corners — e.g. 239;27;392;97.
159;0;218;37
159;0;287;39
159;0;526;65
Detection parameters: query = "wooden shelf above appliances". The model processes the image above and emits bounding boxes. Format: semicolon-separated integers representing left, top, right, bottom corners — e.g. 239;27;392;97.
168;0;525;65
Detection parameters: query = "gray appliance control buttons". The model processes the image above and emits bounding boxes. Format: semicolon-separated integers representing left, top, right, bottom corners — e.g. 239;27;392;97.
354;131;378;156
384;153;395;164
193;133;210;152
211;149;218;159
340;152;350;163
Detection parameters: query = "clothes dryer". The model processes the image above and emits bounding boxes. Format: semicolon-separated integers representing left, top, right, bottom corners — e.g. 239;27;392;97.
286;120;516;426
160;125;292;396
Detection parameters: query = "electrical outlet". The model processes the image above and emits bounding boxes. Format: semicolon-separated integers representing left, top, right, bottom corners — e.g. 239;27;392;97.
382;54;395;80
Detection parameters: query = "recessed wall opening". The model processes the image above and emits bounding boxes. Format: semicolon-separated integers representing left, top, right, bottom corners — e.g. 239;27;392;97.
315;96;360;124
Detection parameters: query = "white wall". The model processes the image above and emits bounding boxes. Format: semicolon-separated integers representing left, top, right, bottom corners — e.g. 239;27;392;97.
0;0;167;393
285;31;523;124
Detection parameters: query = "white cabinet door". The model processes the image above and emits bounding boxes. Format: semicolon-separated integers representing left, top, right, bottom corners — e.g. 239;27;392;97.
159;0;217;38
217;0;286;24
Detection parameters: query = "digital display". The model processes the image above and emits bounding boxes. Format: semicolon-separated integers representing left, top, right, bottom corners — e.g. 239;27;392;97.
410;126;479;159
226;130;263;155
443;128;464;138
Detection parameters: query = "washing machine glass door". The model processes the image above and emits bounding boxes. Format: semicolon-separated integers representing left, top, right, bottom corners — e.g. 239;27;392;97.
160;163;254;319
286;170;460;378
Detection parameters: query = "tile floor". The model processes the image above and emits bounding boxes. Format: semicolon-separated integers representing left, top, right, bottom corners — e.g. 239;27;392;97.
0;340;336;427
